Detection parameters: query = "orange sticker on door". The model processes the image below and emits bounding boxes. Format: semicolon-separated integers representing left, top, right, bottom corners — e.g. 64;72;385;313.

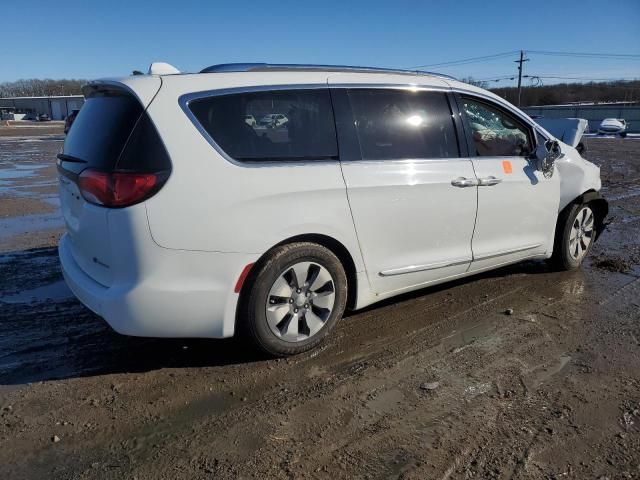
502;160;513;174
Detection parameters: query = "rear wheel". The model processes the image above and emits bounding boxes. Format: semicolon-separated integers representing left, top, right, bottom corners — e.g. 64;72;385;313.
551;203;596;270
239;242;347;356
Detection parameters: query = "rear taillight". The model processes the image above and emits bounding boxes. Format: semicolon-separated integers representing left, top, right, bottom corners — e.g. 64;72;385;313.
78;169;164;208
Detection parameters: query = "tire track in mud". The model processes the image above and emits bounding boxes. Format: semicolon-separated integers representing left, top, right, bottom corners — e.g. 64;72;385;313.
85;272;586;478
2;274;555;477
3;250;630;478
597;276;640;306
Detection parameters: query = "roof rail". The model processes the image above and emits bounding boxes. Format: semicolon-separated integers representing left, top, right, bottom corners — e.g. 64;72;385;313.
199;63;456;80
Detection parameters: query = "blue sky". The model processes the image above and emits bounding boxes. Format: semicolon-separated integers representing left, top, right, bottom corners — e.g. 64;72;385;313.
2;0;639;85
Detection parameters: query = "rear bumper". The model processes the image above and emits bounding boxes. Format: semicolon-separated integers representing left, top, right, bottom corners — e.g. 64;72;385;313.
59;233;257;338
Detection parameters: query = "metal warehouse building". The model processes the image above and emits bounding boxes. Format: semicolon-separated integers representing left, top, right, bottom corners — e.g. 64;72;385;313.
523;102;640;133
0;95;85;121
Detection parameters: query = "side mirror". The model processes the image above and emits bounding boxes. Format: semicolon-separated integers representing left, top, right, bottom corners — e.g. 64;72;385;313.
534;139;562;179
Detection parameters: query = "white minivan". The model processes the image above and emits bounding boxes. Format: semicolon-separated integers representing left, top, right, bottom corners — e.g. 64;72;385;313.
58;63;608;355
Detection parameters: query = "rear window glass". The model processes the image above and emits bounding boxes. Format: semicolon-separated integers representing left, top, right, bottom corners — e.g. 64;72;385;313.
347;89;459;160
188;89;338;162
63;91;143;169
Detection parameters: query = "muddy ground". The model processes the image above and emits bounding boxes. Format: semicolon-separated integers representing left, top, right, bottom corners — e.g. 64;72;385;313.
0;124;639;479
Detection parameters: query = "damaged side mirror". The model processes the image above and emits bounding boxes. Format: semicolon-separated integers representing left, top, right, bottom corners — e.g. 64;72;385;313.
533;139;562;179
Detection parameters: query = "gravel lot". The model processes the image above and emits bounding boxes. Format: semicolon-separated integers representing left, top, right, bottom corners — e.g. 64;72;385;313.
1;124;639;479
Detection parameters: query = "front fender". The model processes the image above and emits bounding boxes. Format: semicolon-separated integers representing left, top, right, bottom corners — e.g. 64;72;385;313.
556;145;602;211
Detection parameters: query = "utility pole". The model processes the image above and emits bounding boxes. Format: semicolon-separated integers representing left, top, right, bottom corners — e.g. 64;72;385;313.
515;50;529;107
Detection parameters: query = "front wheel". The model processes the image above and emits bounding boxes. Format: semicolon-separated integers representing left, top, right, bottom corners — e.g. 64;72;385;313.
551;203;596;270
239;242;348;356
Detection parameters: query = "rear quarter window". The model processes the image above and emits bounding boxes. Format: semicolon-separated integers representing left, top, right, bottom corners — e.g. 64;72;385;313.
187;89;338;162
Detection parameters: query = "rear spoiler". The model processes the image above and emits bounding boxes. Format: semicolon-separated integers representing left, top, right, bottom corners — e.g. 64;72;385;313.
81;76;162;109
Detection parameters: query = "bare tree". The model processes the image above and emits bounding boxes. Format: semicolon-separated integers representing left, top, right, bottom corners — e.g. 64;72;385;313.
459;76;489;89
0;79;88;98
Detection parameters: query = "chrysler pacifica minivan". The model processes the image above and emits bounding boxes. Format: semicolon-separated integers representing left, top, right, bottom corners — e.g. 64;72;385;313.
58;62;608;355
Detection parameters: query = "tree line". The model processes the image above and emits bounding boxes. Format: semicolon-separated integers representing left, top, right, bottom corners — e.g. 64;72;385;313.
489;80;640;106
0;79;87;98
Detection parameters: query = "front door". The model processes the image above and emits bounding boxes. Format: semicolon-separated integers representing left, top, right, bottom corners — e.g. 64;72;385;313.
457;95;560;271
331;86;478;294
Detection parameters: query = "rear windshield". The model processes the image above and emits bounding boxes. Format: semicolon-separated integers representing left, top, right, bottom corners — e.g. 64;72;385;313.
62;91;143;169
188;89;338;162
61;89;170;172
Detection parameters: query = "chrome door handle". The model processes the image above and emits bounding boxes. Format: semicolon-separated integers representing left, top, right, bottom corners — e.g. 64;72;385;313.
478;176;502;186
451;177;478;188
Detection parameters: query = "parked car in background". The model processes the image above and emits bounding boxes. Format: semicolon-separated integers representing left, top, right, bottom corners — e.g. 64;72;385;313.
598;118;627;137
244;114;257;126
64;109;80;134
37;113;50;121
259;113;288;128
57;62;608;356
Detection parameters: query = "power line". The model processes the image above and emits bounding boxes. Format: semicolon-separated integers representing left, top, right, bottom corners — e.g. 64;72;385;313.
535;75;640;81
528;50;640;60
407;49;640;71
407;51;519;69
482;74;640;82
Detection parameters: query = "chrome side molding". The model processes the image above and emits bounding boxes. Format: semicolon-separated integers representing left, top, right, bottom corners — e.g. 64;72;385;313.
379;258;470;277
472;244;542;261
379;244;542;277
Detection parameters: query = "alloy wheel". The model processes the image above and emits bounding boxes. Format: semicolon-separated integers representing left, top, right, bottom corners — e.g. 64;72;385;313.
569;206;595;261
265;262;336;343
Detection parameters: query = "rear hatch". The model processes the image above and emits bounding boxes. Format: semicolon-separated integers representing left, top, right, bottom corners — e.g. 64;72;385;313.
57;81;170;286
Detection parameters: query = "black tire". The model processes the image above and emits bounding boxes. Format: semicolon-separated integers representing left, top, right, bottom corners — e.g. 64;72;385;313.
550;203;596;271
238;242;348;356
620;132;627;138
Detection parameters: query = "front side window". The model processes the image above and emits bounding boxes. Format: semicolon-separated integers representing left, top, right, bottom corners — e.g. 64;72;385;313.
462;97;532;157
347;89;459;160
188;89;338;162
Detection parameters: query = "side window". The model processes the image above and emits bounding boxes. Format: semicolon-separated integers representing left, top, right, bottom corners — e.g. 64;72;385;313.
188;89;338;162
461;97;532;157
347;89;459;160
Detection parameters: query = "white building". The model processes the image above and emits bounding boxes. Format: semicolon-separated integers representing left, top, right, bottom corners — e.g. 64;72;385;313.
0;95;85;120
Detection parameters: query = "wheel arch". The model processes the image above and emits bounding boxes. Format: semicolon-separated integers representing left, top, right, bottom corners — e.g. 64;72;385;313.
558;189;609;241
237;233;359;317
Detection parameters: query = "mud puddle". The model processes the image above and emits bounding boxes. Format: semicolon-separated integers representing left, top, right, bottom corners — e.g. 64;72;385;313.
0;280;71;304
0;212;63;239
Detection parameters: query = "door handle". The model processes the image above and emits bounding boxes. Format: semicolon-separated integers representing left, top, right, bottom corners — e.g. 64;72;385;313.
478;176;502;186
451;177;478;188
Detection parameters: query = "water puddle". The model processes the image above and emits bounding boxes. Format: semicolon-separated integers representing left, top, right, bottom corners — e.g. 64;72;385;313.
439;320;495;354
0;163;51;176
0;169;36;180
528;354;572;387
0;280;72;304
606;187;640;201
0;212;64;239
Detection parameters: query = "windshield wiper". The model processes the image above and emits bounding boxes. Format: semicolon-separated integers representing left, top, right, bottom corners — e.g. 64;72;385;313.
57;153;87;164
